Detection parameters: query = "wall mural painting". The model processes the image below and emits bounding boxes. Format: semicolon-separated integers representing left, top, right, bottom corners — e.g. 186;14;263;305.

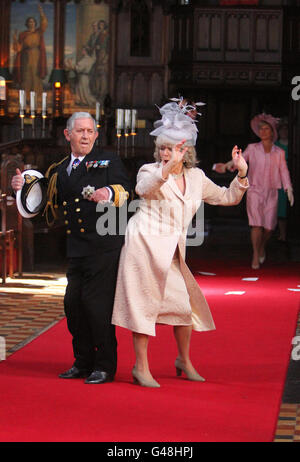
9;0;54;113
64;1;110;115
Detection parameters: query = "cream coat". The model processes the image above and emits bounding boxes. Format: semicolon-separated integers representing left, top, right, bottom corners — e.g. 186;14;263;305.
112;162;248;336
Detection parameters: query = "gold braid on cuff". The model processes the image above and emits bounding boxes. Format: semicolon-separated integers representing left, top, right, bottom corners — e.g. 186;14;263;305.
110;184;129;207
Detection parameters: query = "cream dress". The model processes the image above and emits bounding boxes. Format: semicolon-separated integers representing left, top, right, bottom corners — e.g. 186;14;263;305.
112;162;248;336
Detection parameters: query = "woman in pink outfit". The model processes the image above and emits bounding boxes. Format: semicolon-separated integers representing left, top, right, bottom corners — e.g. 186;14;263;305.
216;113;294;269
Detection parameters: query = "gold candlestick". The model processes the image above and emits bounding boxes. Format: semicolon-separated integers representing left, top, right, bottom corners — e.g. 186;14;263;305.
116;109;124;156
131;109;137;157
19;90;25;139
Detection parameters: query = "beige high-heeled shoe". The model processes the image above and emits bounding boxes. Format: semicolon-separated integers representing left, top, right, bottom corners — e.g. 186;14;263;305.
175;358;205;382
132;367;160;388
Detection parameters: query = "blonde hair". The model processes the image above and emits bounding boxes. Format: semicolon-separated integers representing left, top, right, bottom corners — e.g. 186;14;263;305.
153;136;198;168
258;120;273;132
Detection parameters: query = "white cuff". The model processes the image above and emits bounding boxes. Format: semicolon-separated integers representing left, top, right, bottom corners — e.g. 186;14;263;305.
105;187;113;203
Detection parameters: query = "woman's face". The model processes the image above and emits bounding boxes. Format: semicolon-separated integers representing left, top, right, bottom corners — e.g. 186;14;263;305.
98;21;106;31
159;145;173;164
259;123;273;141
26;18;36;31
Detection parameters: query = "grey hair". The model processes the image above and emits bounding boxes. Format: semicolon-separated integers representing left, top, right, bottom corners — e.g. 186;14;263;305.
66;112;97;133
153;137;198;168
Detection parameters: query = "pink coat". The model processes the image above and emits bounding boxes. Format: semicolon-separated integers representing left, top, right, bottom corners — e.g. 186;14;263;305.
112;163;248;336
243;142;292;190
243;142;292;230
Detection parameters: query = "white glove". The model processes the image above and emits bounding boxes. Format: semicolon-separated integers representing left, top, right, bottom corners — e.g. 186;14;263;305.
286;187;294;207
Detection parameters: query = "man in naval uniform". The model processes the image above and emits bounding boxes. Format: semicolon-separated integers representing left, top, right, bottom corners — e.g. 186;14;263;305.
12;112;131;384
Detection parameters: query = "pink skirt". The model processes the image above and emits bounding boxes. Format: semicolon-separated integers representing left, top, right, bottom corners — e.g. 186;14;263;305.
246;187;278;230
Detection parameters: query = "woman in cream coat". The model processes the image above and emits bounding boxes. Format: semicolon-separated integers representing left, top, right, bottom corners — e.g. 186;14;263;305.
112;101;249;387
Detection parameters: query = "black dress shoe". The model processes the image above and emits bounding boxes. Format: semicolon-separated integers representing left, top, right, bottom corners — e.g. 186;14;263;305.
84;370;114;384
59;366;91;379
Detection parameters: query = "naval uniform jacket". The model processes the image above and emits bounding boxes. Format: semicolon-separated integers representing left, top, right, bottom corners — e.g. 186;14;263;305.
45;147;131;258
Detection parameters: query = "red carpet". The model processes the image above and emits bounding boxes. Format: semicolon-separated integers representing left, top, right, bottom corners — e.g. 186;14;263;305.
0;261;299;442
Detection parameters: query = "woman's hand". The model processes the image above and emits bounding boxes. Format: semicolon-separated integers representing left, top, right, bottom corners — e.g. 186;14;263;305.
38;4;44;15
161;139;189;180
170;139;189;166
232;145;248;177
286;187;294;207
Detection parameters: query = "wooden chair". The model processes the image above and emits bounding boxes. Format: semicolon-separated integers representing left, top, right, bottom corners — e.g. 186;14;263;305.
0;154;23;283
0;194;15;283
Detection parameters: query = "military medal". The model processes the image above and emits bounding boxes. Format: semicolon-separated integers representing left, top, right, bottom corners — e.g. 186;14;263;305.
86;160;110;171
81;185;95;199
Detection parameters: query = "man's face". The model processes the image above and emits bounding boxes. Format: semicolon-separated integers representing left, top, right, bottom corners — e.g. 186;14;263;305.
64;118;98;157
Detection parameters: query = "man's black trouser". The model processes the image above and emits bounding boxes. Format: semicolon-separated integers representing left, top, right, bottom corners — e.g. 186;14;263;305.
64;247;121;376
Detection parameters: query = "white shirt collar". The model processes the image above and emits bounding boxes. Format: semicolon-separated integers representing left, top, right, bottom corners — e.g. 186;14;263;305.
71;153;85;162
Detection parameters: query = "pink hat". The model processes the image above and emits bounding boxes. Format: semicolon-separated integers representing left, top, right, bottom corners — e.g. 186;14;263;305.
250;113;280;142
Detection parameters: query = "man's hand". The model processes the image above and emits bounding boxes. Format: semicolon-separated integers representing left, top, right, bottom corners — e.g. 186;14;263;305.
89;187;110;203
213;163;227;174
11;168;24;191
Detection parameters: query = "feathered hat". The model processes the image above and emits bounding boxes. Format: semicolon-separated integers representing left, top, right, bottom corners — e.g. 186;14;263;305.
149;97;205;146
